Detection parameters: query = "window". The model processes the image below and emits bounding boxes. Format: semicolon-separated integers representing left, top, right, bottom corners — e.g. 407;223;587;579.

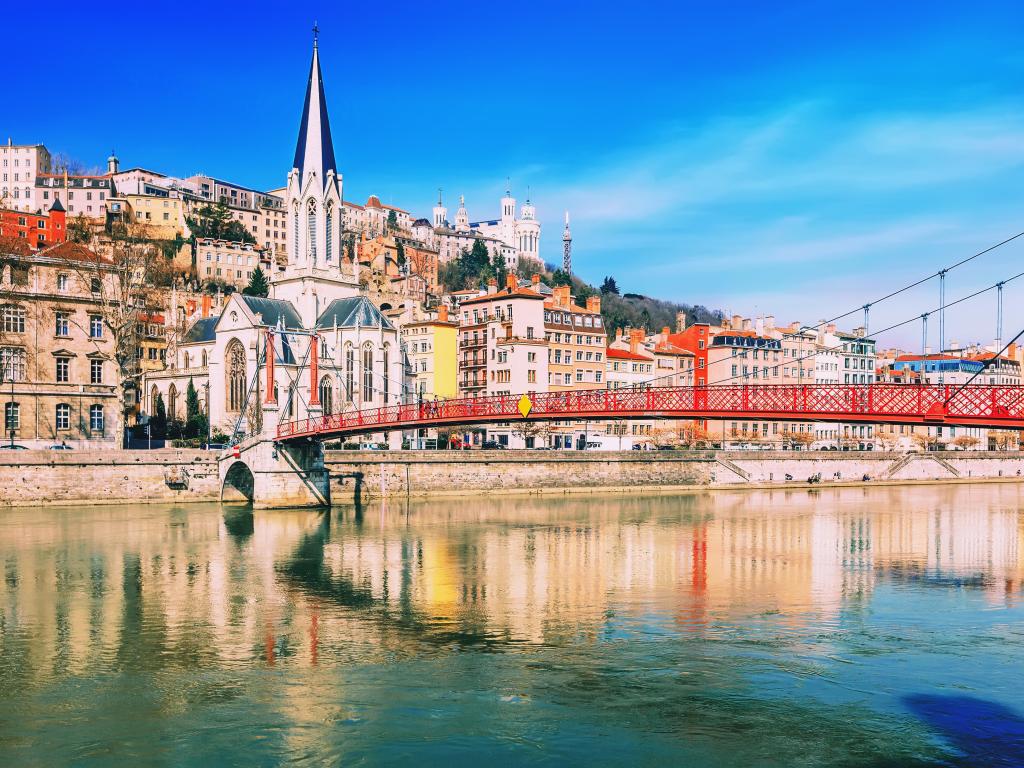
55;403;70;430
527;370;536;383
89;315;103;338
2;305;25;334
57;273;69;292
55;311;69;336
90;359;103;384
4;402;19;431
307;199;318;261
362;345;373;401
382;346;390;402
0;347;26;381
89;405;104;432
90;278;101;293
226;340;246;412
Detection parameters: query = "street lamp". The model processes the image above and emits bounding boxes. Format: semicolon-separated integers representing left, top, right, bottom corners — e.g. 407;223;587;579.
203;381;211;447
7;361;14;448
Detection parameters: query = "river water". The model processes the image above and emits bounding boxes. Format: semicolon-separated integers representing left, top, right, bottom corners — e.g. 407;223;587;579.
1;485;1023;766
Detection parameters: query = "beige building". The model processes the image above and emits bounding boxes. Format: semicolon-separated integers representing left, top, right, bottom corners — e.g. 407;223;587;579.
0;239;120;447
195;238;269;290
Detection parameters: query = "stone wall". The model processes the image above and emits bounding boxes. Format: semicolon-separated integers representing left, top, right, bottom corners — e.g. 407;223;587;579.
0;450;221;507
324;450;1024;503
3;449;1024;509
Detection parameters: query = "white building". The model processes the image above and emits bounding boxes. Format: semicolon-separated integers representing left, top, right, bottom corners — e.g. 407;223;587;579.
429;189;542;268
0;139;51;212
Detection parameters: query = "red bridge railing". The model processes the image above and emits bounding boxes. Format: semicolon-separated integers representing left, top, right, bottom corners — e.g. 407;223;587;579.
275;383;1024;441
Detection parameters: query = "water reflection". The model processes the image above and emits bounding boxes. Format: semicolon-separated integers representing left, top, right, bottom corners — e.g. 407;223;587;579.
1;485;1023;765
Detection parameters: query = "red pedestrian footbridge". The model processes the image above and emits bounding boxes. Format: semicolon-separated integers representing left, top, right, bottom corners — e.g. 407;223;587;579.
275;383;1024;442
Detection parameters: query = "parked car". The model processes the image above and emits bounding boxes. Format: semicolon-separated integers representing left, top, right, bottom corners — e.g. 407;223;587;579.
47;443;73;450
481;440;506;450
0;444;28;450
204;442;227;451
358;442;389;451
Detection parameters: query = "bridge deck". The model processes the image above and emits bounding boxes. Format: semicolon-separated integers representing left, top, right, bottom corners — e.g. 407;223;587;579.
275;384;1024;441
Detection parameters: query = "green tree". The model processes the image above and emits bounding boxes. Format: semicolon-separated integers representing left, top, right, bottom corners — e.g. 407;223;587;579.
600;276;619;294
186;202;256;244
152;393;167;439
243;266;270;297
396;241;407;273
550;269;573;287
386;209;398;233
185;377;208;439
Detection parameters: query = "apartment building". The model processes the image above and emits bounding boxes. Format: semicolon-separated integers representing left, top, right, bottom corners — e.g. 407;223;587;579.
1;140;51;212
0;239;120;447
195;238;269;290
456;274;547;447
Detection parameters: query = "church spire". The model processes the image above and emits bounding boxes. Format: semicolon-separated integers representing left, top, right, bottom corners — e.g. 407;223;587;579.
292;31;336;188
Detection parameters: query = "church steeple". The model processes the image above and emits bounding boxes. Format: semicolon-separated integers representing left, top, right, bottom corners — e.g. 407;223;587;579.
292;31;337;190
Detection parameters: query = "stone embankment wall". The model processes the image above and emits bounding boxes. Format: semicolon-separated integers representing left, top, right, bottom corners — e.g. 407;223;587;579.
323;450;1024;503
3;449;1024;508
0;450;220;507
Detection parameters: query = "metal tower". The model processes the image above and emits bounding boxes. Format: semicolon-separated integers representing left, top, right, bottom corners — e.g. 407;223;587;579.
562;210;572;273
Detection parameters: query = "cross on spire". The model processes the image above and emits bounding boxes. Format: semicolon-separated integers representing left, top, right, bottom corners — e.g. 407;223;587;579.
312;20;319;47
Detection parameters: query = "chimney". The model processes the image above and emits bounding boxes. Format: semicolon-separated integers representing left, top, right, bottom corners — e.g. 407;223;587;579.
742;318;752;331
201;294;211;318
925;346;932;355
827;323;836;334
629;328;645;355
618;327;626;341
586;295;601;313
487;278;497;295
506;273;517;291
1009;342;1018;359
765;315;775;330
531;273;541;287
732;314;742;330
853;326;865;338
949;340;960;352
438;305;448;322
675;311;686;334
755;317;764;335
553;285;571;307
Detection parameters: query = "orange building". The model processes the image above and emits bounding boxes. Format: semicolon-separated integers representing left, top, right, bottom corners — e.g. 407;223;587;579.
0;199;66;248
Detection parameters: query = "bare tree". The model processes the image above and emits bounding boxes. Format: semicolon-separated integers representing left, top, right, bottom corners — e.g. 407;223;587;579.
876;429;900;451
511;419;553;447
53;221;174;436
951;435;981;451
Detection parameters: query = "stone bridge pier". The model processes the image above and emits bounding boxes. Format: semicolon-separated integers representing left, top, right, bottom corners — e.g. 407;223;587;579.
219;437;329;509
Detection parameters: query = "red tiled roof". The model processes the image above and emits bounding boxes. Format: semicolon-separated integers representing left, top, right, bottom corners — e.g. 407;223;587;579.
894;354;958;362
607;347;653;361
459;287;545;305
653;341;694;356
0;235;33;257
38;241;113;264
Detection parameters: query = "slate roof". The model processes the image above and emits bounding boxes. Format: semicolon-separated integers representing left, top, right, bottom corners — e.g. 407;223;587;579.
240;296;303;329
181;317;217;344
292;45;337;185
315;296;395;330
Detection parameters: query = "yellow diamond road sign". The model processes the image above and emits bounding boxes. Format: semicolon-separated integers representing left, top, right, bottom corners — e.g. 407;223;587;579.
517;394;533;418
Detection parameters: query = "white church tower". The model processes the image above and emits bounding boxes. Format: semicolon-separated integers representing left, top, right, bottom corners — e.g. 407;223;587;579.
275;30;357;328
432;189;447;228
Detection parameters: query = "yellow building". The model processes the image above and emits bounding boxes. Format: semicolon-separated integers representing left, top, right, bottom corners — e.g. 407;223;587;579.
401;306;458;401
119;194;189;239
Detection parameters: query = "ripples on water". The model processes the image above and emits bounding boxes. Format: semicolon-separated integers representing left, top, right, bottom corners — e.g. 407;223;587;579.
1;485;1023;766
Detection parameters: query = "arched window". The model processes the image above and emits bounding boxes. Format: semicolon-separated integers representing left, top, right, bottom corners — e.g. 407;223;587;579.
89;404;104;432
226;339;246;413
55;403;70;431
201;350;208;367
362;344;373;403
319;377;333;416
292;202;299;261
151;385;159;414
168;384;178;421
307;199;318;262
183;352;190;369
382;344;390;403
344;343;354;401
325;203;334;262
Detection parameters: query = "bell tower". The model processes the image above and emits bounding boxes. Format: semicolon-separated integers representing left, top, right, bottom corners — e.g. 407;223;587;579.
275;28;358;326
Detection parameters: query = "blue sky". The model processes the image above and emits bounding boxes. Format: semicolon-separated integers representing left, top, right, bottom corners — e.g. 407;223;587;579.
8;1;1024;348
